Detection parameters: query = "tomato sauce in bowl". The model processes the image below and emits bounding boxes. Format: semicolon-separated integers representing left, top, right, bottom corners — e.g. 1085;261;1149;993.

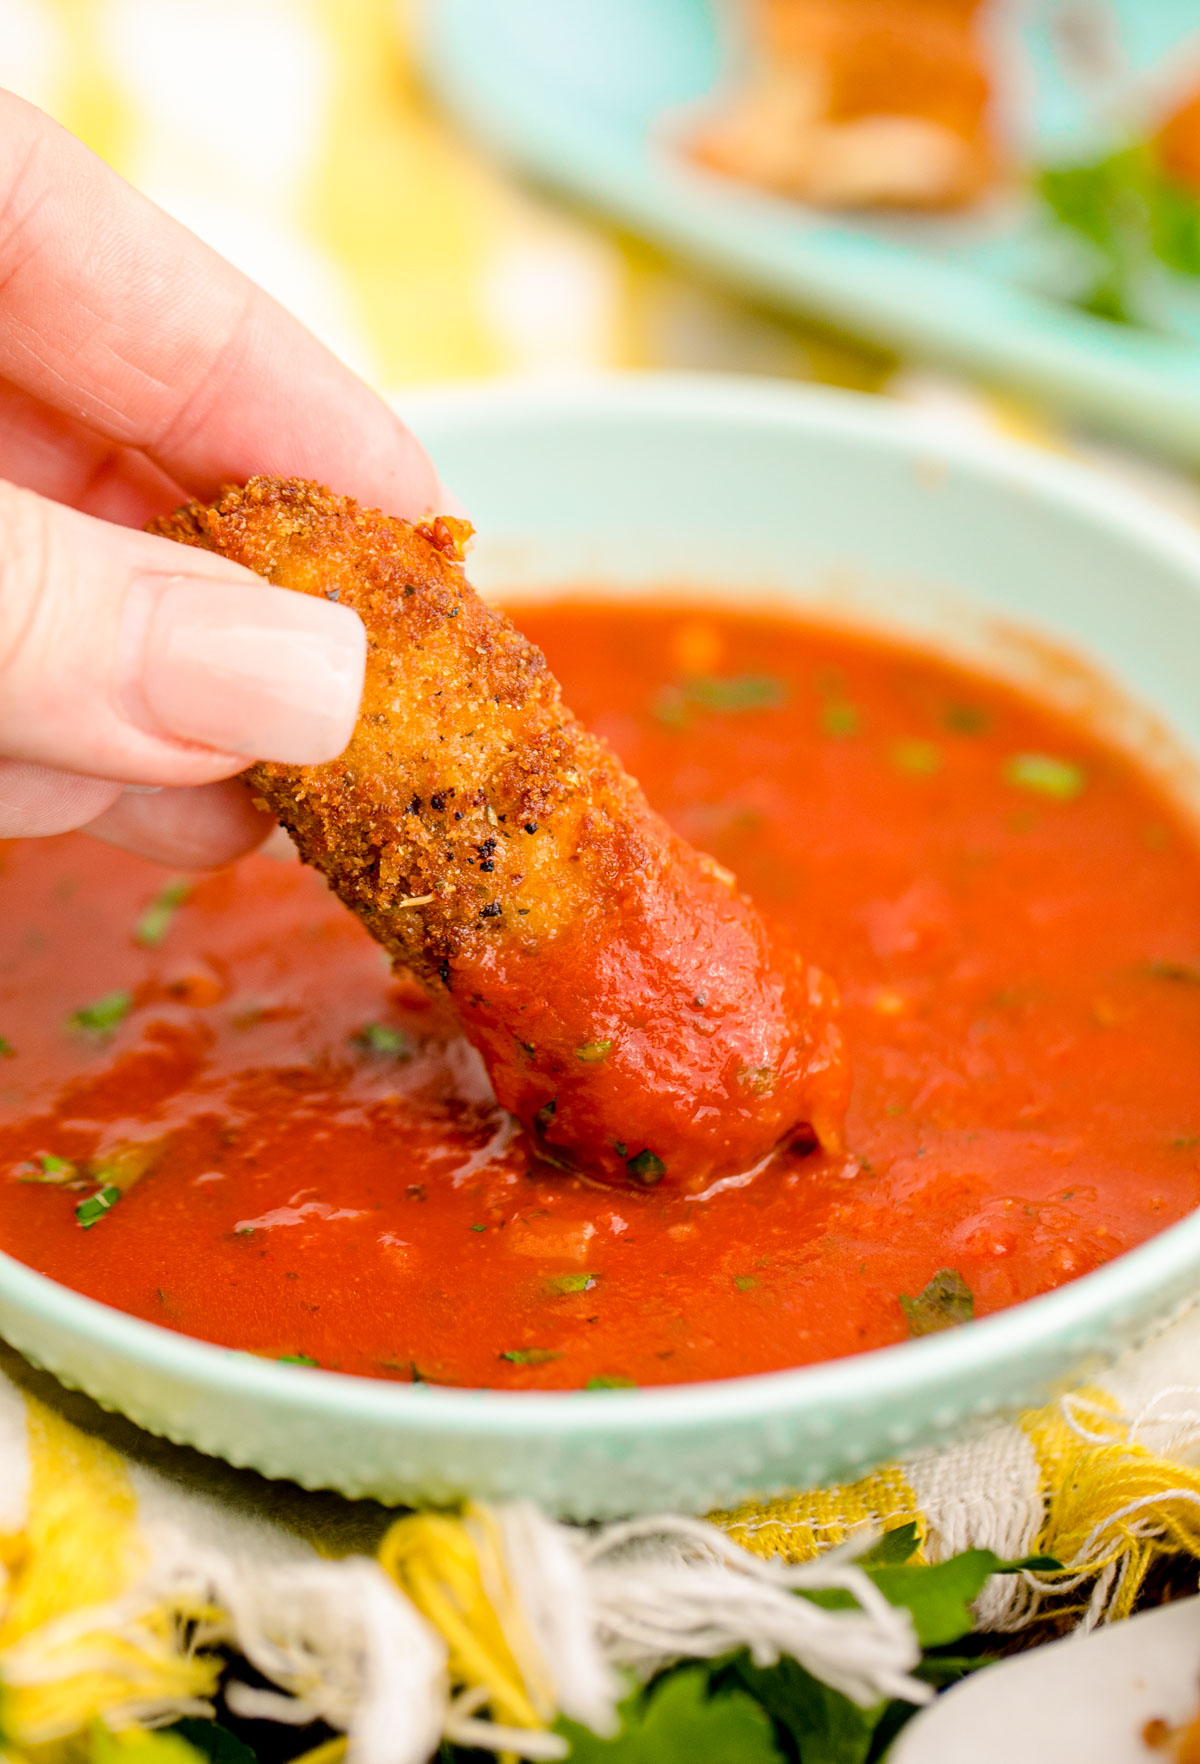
2;601;1199;1391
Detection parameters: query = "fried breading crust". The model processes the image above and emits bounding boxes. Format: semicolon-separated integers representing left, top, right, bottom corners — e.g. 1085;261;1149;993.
150;478;849;1189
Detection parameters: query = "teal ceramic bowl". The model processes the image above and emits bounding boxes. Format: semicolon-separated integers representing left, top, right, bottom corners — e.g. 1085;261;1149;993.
3;376;1200;1518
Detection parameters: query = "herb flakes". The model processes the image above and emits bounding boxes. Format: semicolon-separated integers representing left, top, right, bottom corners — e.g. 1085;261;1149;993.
20;1152;79;1186
76;1184;122;1229
133;878;193;948
353;1022;414;1058
577;1039;614;1063
70;989;133;1036
900;1268;975;1337
891;738;942;776
626;1148;666;1186
820;700;860;739
1004;752;1086;801
500;1347;562;1366
547;1272;597;1295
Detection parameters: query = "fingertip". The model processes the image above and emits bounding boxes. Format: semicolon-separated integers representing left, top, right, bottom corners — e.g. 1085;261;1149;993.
86;779;277;869
0;761;121;837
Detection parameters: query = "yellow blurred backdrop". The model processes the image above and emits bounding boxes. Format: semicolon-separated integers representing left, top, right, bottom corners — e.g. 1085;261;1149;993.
0;0;890;398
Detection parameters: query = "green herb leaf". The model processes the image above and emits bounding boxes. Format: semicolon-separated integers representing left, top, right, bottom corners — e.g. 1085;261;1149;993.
558;1666;783;1764
1004;752;1086;801
469;1222;487;1232
734;1275;759;1293
70;989;133;1036
76;1184;122;1229
0;1036;13;1058
1148;960;1200;985
535;1097;557;1134
900;1269;974;1337
21;1152;78;1185
626;1148;666;1186
857;1521;922;1567
650;674;786;729
92;1722;210;1764
867;1549;1056;1648
821;701;860;738
942;703;991;735
353;1022;414;1058
586;1374;637;1390
686;674;786;714
165;1720;257;1764
891;738;942;776
500;1347;562;1366
133;878;193;948
278;1354;319;1368
733;1654;881;1764
1039;145;1200;326
577;1039;614;1063
547;1272;597;1295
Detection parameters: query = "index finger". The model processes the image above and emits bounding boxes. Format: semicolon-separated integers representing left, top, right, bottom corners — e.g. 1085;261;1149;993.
0;91;443;517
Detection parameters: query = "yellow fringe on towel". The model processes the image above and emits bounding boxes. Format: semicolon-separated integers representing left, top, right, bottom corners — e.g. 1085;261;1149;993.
713;1386;1200;1624
379;1505;551;1758
0;1402;219;1748
1023;1387;1200;1620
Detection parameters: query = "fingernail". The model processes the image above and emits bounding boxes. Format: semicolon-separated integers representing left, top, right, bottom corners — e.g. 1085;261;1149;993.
120;575;366;764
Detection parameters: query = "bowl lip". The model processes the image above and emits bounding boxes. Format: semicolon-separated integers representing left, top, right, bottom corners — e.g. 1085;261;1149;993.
6;368;1200;1444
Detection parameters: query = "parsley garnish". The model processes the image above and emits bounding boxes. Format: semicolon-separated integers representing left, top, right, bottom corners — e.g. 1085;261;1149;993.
1004;752;1086;801
20;1153;78;1185
626;1148;666;1186
352;1023;414;1058
1040;144;1200;326
820;700;860;738
76;1184;121;1229
279;1354;319;1368
650;674;786;729
943;702;991;735
557;1521;1060;1763
500;1348;562;1366
70;989;133;1036
686;674;786;713
1149;960;1200;985
0;1037;14;1058
133;878;193;948
891;738;942;776
469;1222;487;1232
734;1275;759;1293
900;1268;975;1336
546;1272;597;1295
585;1374;637;1390
576;1039;613;1063
559;1666;780;1763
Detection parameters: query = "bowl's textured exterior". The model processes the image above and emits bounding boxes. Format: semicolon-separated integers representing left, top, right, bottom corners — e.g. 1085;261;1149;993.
4;376;1200;1518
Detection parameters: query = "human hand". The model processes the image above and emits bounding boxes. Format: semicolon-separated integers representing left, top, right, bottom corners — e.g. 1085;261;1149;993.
0;92;446;868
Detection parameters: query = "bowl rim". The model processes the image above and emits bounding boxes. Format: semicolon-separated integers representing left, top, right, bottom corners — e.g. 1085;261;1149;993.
6;370;1200;1443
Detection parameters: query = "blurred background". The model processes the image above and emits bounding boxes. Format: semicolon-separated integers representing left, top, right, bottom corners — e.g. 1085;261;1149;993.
4;0;1200;510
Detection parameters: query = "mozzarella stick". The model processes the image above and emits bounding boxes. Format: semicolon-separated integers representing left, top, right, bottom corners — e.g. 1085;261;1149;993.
151;478;849;1189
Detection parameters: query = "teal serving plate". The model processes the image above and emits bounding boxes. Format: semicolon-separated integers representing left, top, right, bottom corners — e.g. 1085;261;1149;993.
3;376;1200;1517
420;0;1200;465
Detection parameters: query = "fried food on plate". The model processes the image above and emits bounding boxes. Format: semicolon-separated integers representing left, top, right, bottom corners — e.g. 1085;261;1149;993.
151;478;849;1191
693;0;999;210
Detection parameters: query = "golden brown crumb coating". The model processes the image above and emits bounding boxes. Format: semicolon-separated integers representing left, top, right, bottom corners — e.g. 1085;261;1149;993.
150;477;848;1188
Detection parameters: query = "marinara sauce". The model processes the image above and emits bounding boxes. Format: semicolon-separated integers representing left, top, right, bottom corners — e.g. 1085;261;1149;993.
2;604;1199;1389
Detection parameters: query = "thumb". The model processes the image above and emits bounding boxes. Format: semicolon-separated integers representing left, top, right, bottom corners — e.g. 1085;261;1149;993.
0;478;366;787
